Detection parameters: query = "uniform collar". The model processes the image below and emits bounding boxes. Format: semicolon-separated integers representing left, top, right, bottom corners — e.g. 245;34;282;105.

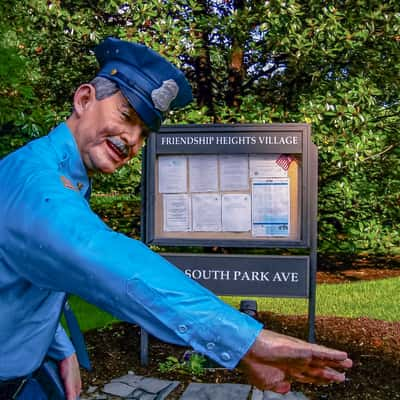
48;122;91;199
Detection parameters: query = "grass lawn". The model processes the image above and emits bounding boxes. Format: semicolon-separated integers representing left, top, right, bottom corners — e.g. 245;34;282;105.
68;276;400;332
223;276;400;322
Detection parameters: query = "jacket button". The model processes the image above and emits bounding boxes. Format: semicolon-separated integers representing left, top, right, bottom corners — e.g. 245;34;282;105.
206;342;215;350
221;352;231;361
178;324;188;333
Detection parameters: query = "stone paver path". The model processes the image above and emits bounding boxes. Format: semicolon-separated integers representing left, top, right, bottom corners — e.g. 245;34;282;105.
180;383;251;399
81;372;310;400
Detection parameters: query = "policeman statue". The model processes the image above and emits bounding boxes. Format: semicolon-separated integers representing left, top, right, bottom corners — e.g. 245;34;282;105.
0;37;352;399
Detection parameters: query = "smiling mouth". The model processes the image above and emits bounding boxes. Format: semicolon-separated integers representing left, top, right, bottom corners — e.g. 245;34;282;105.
106;137;129;159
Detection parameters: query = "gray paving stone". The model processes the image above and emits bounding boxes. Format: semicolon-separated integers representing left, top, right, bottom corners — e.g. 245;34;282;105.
252;388;310;400
127;390;156;400
82;395;109;400
87;385;99;394
179;383;251;400
111;374;144;386
103;381;135;397
139;377;178;393
128;378;180;400
251;389;264;400
126;380;180;399
102;374;179;399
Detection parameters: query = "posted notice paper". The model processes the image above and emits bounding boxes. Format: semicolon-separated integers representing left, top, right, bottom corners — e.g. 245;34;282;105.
192;193;222;231
222;194;251;232
252;178;290;236
249;154;288;178
163;194;191;232
189;155;218;192
158;155;187;193
219;155;249;191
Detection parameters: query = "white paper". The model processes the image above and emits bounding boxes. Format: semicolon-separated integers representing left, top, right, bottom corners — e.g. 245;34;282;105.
158;156;187;193
249;154;288;178
163;194;191;232
252;178;290;237
189;155;218;192
222;194;251;232
192;193;221;231
219;155;249;191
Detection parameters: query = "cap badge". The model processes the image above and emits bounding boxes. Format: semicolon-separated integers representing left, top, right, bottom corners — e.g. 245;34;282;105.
151;79;179;112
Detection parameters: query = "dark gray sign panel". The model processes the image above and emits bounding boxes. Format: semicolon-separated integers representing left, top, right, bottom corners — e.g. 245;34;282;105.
163;254;310;298
156;131;303;154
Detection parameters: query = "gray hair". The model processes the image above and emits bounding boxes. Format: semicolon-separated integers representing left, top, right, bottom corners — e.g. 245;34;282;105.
89;76;120;100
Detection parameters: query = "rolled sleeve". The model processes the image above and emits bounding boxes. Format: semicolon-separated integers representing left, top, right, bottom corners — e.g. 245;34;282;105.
46;324;75;361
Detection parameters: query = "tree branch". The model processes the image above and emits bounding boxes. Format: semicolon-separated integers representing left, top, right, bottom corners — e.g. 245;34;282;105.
362;144;396;161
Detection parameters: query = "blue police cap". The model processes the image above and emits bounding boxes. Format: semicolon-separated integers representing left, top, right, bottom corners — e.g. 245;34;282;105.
94;37;193;131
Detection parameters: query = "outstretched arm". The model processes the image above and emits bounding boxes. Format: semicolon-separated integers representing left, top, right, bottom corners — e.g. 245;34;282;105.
239;329;352;393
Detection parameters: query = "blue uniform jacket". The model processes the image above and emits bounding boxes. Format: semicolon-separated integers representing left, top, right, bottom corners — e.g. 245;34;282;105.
0;123;262;379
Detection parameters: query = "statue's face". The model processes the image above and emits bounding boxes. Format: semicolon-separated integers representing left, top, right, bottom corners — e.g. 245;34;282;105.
75;89;148;174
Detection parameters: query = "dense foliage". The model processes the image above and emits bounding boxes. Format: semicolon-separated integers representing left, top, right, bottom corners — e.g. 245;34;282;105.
0;1;399;255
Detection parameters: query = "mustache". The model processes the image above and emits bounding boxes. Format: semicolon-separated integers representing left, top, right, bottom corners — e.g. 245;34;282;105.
107;136;130;158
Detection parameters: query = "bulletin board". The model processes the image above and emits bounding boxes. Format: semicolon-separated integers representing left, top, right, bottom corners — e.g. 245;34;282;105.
143;124;315;249
154;154;300;241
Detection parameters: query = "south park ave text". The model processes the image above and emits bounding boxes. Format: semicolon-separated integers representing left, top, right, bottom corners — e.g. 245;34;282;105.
184;268;300;283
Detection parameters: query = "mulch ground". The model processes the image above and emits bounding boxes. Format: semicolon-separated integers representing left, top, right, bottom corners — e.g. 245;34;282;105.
81;262;400;400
